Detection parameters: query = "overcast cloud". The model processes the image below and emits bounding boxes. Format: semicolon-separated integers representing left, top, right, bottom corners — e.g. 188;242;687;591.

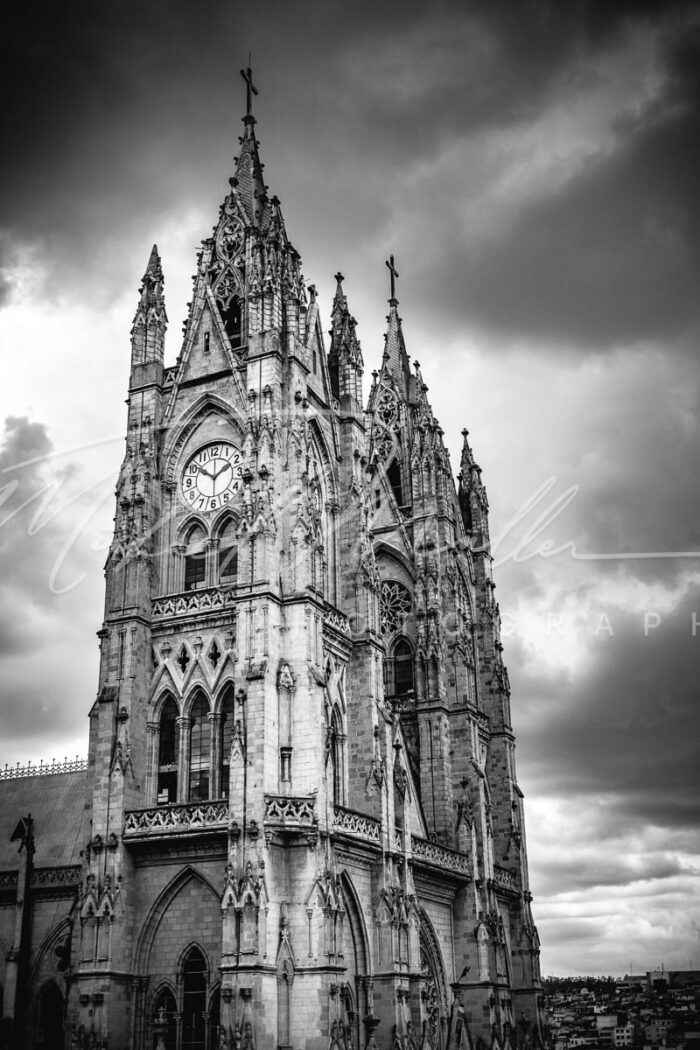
1;0;699;976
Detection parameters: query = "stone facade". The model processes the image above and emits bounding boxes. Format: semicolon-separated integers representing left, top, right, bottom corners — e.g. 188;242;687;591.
0;97;543;1050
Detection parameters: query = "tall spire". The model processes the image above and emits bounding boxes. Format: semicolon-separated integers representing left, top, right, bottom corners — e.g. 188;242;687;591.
130;243;167;366
230;60;267;226
328;272;363;406
381;255;411;395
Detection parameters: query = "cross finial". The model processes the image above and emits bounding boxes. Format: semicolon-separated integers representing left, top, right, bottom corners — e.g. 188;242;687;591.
385;254;399;302
240;56;258;118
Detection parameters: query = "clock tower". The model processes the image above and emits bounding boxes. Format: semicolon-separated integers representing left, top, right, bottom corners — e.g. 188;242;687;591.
66;74;544;1050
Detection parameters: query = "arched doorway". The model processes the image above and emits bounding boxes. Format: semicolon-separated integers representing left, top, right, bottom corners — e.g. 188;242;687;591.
36;981;65;1050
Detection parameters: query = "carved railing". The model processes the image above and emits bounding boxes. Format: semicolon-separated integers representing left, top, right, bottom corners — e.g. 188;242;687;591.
124;801;229;838
323;605;351;636
393;828;404;852
264;794;316;827
493;865;519;894
332;805;381;843
411;836;470;875
32;865;82;889
163;366;178;386
151;586;236;619
0;756;87;780
0;871;18;892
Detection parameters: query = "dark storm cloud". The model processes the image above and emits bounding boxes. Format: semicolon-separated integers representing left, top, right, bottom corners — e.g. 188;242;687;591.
424;18;700;348
2;0;698;318
513;579;700;830
536;849;699;895
0;416;102;749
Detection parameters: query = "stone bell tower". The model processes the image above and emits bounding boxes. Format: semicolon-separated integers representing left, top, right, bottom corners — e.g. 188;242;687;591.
65;67;543;1050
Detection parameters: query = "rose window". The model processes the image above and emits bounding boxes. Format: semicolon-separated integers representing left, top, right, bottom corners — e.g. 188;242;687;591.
380;580;412;636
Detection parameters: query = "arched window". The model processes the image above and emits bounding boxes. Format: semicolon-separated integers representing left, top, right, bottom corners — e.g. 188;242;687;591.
36;980;64;1050
326;706;343;807
387;458;404;510
219;688;235;800
220;295;243;347
158;697;179;805
153;988;177;1050
181;947;207;1050
189;693;210;801
184;524;207;591
218;520;238;585
393;638;415;698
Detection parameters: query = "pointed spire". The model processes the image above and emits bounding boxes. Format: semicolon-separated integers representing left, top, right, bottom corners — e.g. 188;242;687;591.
131;244;167;367
458;428;489;542
230;62;267;226
382;301;412;396
328;273;363;406
380;255;412;396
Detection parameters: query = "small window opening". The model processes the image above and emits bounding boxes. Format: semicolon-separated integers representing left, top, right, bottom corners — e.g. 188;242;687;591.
220;296;243;348
218;522;238;584
158;697;178;804
182;948;207;1050
184;525;207;591
220;690;235;800
203;331;210;354
387;459;405;510
189;693;210;802
393;638;415;698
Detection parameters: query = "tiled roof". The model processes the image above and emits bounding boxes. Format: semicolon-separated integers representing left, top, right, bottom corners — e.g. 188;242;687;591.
0;771;87;871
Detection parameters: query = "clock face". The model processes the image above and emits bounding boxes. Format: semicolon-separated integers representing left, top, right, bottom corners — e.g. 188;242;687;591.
181;442;242;512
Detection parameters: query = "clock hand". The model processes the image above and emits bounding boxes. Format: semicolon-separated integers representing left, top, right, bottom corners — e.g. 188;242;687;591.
212;461;233;481
194;463;216;480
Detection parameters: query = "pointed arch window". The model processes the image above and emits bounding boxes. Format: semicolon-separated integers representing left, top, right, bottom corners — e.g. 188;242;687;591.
158;697;179;805
184;524;207;591
387;458;403;506
220;295;243;348
326;706;344;807
393;638;415;698
219;688;236;800
218;519;238;585
153;988;177;1050
181;947;207;1050
189;693;210;801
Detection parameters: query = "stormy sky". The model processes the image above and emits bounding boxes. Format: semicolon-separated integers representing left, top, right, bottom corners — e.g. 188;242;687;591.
1;0;699;976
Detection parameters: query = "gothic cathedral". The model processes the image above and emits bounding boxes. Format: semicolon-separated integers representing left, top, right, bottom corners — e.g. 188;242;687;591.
0;81;543;1050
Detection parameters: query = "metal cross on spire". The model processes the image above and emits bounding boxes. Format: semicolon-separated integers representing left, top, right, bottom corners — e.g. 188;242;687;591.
240;56;258;117
386;254;399;301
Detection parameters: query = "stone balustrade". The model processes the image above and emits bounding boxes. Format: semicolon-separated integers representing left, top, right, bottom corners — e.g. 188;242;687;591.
411;835;470;875
264;794;316;827
124;801;229;839
151;586;236;619
332;805;381;843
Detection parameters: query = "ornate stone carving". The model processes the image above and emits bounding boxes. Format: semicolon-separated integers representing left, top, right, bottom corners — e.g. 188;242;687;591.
332;805;381;843
411;836;470;875
380;581;411;636
152;586;237;619
264;794;316;827
123;801;229;838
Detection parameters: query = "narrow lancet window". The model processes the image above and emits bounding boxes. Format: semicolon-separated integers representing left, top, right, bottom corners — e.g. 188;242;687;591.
157;697;178;804
188;693;210;801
